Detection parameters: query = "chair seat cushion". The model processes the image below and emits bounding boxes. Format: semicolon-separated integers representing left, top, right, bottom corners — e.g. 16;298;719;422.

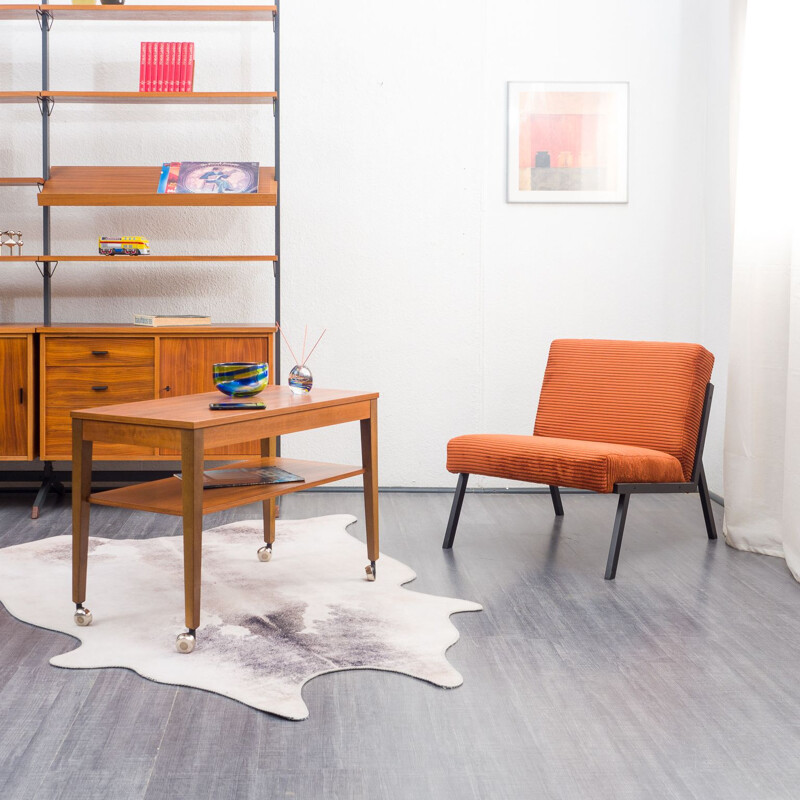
446;434;685;493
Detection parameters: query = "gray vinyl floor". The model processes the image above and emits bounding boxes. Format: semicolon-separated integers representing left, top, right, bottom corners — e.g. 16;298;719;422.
0;488;799;800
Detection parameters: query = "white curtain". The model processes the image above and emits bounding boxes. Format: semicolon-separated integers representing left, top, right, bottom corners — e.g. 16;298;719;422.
723;1;800;580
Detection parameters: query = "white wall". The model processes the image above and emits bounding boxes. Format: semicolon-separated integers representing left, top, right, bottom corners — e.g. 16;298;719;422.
1;0;733;494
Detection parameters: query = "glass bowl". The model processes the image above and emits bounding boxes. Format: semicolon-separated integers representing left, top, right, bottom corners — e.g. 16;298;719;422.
213;362;269;397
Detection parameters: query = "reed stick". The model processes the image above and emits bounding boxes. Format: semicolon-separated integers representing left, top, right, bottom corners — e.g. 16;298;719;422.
303;329;326;366
275;322;301;366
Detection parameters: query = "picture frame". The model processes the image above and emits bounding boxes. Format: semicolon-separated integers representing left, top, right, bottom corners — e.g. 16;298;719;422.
507;81;629;203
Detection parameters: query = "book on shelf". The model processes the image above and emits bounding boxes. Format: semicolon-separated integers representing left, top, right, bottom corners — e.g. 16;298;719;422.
139;42;195;92
174;467;305;489
157;162;260;194
133;314;211;327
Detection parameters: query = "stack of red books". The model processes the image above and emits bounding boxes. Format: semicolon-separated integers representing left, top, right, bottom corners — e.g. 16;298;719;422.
139;43;195;92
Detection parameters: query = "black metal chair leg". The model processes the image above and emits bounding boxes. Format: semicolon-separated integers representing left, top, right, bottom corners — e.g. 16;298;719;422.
31;461;65;520
605;493;630;580
549;485;564;517
442;473;469;549
697;464;718;540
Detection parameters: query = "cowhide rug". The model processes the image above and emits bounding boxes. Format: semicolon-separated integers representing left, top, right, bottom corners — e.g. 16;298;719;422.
0;515;481;719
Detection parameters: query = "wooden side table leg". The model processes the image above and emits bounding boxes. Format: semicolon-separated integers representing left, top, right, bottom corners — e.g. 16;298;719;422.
180;429;204;643
261;437;277;548
72;419;93;609
360;399;380;576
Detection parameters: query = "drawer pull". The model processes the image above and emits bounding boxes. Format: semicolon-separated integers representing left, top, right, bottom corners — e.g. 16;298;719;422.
91;350;109;356
19;388;24;404
163;385;171;392
91;385;109;392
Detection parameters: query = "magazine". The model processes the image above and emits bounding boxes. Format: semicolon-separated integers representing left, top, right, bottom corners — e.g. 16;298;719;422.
157;162;260;194
174;466;304;489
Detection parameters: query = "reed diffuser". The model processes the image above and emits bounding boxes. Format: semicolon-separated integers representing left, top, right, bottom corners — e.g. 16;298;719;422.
277;323;326;394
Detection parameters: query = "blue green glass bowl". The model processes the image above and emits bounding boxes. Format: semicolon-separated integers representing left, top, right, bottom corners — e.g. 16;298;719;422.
213;362;269;397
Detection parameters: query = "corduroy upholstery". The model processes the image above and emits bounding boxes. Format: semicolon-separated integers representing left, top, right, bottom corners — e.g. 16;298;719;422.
534;339;714;482
446;434;684;493
446;340;714;492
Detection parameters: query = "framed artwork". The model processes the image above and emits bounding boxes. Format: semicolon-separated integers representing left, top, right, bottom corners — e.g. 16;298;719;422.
507;82;629;203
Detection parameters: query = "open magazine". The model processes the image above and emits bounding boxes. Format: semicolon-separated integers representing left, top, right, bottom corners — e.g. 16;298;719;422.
174;466;304;489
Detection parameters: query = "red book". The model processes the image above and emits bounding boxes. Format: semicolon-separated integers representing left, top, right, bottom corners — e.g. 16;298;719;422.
167;42;177;92
187;43;195;91
144;42;154;92
156;42;165;92
139;42;146;92
178;42;188;93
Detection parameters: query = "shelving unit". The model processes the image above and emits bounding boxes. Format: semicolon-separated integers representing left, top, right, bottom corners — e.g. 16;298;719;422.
1;3;282;516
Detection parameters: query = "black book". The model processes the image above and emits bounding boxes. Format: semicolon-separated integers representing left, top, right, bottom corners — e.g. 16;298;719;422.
173;466;304;489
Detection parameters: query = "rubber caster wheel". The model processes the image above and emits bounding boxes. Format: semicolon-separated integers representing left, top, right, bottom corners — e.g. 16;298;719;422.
257;545;273;562
365;561;377;581
176;632;196;654
74;606;93;626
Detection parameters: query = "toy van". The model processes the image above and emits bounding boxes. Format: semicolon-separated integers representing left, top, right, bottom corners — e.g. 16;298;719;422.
99;236;150;256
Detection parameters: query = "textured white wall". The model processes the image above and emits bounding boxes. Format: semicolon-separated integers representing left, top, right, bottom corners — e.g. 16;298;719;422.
1;0;733;493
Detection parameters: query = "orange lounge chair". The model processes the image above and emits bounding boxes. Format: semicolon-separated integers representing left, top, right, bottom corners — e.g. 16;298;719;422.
444;339;717;579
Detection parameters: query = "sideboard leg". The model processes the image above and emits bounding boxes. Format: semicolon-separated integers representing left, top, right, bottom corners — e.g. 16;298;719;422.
31;460;65;519
360;399;380;567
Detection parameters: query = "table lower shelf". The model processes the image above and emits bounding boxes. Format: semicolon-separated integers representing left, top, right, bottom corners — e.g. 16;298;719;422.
88;457;364;516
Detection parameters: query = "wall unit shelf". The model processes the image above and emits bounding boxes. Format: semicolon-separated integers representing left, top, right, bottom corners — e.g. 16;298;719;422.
39;4;277;23
1;2;282;518
42;91;277;105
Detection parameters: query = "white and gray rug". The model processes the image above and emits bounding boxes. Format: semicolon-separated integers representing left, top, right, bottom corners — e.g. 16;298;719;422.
0;515;481;719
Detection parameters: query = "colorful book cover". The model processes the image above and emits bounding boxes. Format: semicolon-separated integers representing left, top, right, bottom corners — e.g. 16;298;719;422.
157;162;170;193
174;162;260;194
178;42;188;93
165;162;180;193
139;42;146;92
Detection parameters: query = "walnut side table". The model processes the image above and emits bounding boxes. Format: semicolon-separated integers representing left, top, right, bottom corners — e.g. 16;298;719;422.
71;387;379;653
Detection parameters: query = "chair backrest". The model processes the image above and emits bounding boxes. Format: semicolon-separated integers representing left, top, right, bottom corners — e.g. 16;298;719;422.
533;339;714;481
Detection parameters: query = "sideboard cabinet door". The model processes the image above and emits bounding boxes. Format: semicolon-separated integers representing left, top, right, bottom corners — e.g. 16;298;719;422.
159;336;271;457
0;336;33;459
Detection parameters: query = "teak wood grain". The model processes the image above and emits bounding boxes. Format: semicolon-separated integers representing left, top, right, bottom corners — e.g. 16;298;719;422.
89;458;366;516
40;4;277;22
0;178;43;187
42;91;276;105
46;366;155;407
45;337;154;367
0;336;34;460
46;413;155;460
38;166;277;207
36;255;278;262
0;92;40;103
71;387;379;430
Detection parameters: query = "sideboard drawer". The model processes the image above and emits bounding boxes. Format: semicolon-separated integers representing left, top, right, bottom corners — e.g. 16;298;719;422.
46;366;154;408
45;337;154;367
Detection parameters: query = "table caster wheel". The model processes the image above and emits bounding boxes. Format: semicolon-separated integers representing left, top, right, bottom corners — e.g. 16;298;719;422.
176;631;196;654
365;561;377;581
74;605;93;626
257;545;273;562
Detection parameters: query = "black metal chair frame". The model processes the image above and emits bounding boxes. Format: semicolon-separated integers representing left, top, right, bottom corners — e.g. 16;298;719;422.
442;383;718;579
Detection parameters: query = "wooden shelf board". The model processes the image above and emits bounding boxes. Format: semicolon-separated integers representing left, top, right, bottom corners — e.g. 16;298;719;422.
40;5;276;22
0;257;39;263
43;91;276;105
0;5;39;21
0;92;40;103
39;323;276;334
0;178;43;187
38;166;277;207
88;457;364;516
38;255;277;262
